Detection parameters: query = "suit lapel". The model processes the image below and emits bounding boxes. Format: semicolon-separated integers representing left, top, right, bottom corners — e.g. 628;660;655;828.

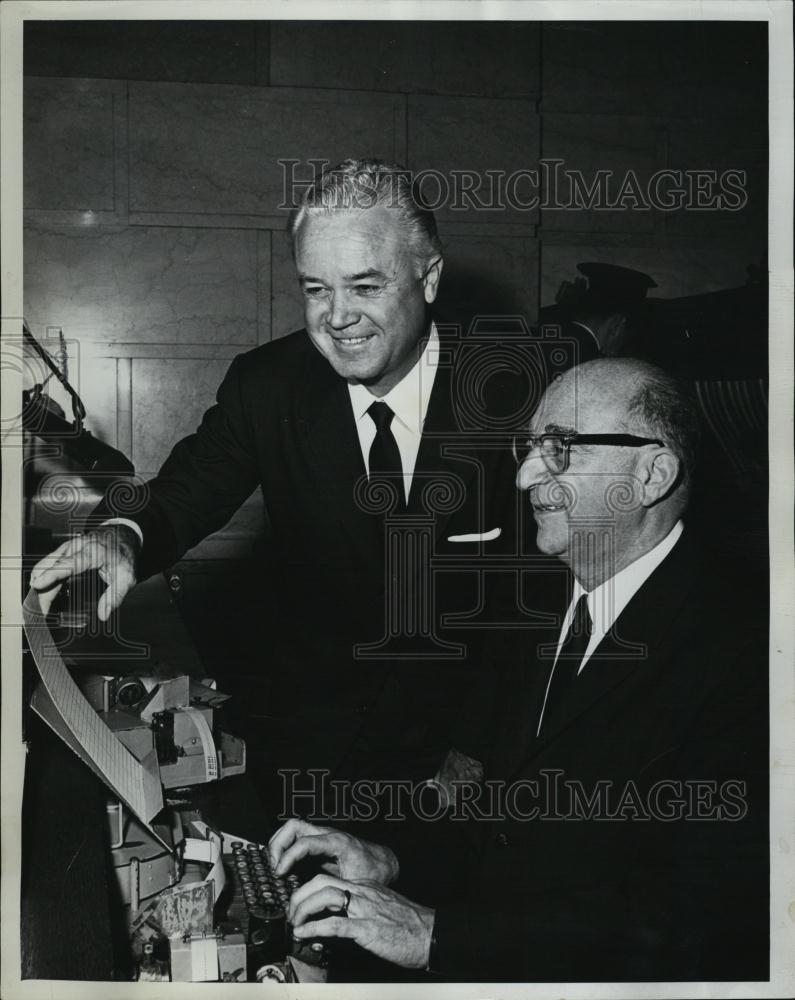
512;530;703;773
408;333;479;544
295;342;381;562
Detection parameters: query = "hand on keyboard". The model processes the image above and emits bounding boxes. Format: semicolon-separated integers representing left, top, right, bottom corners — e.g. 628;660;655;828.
268;819;399;886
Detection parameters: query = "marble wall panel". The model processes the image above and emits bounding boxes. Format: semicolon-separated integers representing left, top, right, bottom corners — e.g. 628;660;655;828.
408;95;539;225
270;228;305;341
270;22;540;98
662;120;767;240
540;242;767;308
24;78;116;211
25;21;266;86
540;114;657;234
541;22;767;118
24;224;260;344
72;355;118;448
131;357;231;476
436;234;539;330
128;82;405;217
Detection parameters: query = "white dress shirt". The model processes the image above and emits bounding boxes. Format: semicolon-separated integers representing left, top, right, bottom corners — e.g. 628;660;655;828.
347;324;440;504
537;520;684;736
107;324;441;544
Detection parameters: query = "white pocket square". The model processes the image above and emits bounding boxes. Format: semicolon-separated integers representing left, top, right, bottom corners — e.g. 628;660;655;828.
447;527;502;543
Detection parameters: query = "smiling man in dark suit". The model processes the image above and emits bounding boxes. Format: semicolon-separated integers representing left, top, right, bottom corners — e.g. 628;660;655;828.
270;357;768;982
30;159;523;805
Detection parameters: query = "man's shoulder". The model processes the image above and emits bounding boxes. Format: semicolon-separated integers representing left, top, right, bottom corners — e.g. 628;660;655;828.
228;329;321;394
234;329;311;372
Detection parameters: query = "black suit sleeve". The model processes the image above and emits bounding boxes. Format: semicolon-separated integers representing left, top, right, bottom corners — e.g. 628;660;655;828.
97;353;260;580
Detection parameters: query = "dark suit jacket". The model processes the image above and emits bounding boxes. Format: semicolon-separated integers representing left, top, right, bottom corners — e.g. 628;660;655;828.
398;531;768;981
100;325;523;787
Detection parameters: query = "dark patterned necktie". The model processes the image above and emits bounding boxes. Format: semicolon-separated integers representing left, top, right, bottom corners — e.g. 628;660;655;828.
367;401;405;511
539;593;592;732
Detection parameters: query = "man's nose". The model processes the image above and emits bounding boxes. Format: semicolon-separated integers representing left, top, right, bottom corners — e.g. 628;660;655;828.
326;292;360;331
516;448;548;492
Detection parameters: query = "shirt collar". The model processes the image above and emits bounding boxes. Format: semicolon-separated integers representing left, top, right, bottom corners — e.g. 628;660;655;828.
348;323;440;433
573;520;684;634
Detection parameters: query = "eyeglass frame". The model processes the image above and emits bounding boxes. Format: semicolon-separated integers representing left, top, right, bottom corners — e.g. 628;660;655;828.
511;432;667;474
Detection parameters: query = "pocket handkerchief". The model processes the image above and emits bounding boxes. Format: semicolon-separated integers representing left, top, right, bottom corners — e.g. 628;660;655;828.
446;527;502;543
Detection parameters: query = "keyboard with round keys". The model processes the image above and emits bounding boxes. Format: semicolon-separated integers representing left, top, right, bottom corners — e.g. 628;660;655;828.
230;840;301;915
224;839;326;975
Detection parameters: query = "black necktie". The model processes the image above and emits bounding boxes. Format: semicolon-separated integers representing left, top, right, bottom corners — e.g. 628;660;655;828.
367;401;405;511
539;593;592;732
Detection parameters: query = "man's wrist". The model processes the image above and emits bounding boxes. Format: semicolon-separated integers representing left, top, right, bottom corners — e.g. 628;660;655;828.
380;844;400;885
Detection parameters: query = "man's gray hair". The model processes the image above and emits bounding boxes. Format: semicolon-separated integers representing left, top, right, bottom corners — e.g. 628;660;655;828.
625;366;701;494
287;159;443;275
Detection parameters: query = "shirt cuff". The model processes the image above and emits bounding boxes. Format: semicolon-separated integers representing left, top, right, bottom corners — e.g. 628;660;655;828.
101;518;144;547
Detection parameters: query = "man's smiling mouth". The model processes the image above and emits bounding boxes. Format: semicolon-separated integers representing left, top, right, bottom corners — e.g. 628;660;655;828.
332;334;375;347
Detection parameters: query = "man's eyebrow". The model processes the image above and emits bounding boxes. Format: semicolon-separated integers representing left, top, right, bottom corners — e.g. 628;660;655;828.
347;269;387;282
298;269;388;284
544;423;576;434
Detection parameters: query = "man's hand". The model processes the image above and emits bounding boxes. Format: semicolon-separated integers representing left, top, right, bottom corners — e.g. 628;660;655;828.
288;874;434;970
269;818;399;885
29;523;140;620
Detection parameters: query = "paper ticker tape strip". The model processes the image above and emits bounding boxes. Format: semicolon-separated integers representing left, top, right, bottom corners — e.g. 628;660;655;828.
182;706;219;781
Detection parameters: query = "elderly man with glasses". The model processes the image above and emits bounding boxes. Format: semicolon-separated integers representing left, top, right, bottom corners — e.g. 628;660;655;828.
270;357;768;983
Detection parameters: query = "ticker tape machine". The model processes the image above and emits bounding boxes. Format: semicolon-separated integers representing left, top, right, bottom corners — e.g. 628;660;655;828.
22;590;327;984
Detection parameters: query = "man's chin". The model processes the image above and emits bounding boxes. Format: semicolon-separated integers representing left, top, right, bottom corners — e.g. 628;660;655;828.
533;514;567;556
326;352;381;382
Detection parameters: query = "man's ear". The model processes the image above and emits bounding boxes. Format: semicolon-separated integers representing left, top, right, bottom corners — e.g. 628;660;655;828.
640;448;680;505
422;256;443;304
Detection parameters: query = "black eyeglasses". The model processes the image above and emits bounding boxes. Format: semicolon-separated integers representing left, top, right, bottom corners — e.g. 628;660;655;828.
511;432;666;474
